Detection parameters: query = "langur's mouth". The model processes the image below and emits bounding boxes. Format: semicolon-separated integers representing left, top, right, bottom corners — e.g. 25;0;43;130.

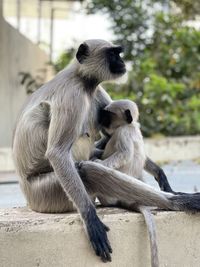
119;66;126;74
113;63;126;74
115;66;126;75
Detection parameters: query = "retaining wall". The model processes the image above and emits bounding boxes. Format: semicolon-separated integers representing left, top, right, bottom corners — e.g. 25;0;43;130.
0;208;200;267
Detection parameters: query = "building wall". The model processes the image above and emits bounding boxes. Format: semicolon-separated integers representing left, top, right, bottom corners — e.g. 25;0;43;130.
0;5;52;147
0;0;2;16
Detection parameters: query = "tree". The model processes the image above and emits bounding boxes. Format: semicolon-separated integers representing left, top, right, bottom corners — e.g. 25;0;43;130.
172;0;200;19
87;0;155;61
85;0;200;136
53;0;200;136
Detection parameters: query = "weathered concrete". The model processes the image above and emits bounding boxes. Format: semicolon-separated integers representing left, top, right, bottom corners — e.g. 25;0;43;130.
145;135;200;162
0;148;14;172
0;207;200;267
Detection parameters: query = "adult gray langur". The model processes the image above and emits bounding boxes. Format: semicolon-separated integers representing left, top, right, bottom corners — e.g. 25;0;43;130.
94;99;159;267
13;39;200;263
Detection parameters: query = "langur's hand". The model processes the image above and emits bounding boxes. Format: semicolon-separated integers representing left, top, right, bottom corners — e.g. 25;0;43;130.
85;208;112;262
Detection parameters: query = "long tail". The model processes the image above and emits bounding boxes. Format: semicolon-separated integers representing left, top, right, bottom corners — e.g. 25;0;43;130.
170;192;200;211
138;206;159;267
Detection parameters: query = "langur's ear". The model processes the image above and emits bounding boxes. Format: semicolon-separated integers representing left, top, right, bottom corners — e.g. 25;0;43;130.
76;43;89;64
125;109;133;124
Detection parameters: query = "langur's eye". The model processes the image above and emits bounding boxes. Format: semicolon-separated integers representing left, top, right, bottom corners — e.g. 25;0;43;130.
108;50;120;62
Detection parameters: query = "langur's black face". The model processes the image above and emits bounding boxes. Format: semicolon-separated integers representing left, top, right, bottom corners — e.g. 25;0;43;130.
106;46;126;75
98;106;133;136
76;39;126;82
98;109;114;136
98;109;113;129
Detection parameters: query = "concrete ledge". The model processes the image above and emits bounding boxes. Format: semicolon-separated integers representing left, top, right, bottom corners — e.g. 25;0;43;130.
145;135;200;162
1;208;200;267
0;148;14;172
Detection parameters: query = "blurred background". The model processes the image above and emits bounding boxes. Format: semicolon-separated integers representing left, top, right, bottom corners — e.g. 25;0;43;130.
0;0;200;207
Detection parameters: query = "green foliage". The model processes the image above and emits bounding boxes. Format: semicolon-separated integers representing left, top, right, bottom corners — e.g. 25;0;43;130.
53;48;75;72
104;72;200;137
136;74;199;136
87;0;154;60
100;9;200;137
151;13;200;85
134;13;200;136
53;1;200;136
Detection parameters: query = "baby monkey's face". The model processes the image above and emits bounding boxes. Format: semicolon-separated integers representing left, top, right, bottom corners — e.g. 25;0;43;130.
98;100;139;135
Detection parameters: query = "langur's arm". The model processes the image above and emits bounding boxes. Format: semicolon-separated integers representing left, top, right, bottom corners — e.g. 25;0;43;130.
45;103;112;262
144;157;173;193
45;103;94;214
97;150;131;169
90;148;104;160
91;134;110;160
94;87;112;150
95;135;110;150
96;134;133;170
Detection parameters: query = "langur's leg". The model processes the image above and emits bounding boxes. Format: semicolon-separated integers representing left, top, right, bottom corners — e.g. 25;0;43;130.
24;172;75;213
24;171;98;212
25;171;112;263
24;161;200;213
78;161;172;209
144;157;173;193
145;159;187;195
78;161;200;212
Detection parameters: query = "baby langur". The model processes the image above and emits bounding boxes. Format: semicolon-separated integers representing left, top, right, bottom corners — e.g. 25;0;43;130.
93;100;159;267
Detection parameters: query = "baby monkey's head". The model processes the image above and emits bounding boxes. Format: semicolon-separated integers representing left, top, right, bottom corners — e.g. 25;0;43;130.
98;100;139;135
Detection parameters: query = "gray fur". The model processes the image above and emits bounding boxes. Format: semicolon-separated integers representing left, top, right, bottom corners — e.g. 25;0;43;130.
95;99;159;267
144;157;173;193
12;39;200;263
13;39;123;262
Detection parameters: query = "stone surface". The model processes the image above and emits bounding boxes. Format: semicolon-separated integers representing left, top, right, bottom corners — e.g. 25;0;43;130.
1;207;200;267
0;149;15;172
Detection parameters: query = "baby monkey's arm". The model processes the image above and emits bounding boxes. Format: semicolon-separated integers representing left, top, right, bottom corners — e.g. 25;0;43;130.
95;135;110;149
90;148;104;161
95;131;133;170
